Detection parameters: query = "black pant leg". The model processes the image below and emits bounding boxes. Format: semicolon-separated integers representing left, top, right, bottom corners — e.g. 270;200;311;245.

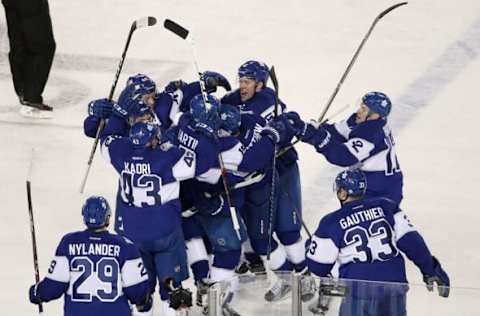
3;4;26;98
21;1;56;103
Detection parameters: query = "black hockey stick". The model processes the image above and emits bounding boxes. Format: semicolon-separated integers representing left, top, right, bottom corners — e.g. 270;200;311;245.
80;16;157;193
277;2;408;157
26;150;43;314
266;66;279;260
164;18;242;240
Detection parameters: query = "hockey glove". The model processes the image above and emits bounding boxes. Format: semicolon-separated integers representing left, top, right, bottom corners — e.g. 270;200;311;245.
162;126;179;146
423;256;450;298
169;287;193;310
283;111;306;136
88;98;113;119
164;80;188;94
29;284;42;305
262;116;297;145
203;71;232;93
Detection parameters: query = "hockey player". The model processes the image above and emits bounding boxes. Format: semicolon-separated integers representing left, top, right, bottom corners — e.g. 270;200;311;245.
100;119;221;315
28;196;150;316
84;73;170;139
284;91;403;205
222;60;310;302
167;94;246;314
306;169;450;315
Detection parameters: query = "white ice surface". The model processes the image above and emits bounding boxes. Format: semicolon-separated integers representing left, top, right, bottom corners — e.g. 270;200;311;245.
1;0;479;315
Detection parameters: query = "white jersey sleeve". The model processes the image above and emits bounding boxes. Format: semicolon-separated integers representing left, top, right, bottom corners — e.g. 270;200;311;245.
307;235;339;264
121;257;148;288
393;210;416;240
45;255;70;283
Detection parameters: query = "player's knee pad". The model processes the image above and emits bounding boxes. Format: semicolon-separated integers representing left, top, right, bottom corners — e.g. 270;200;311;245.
186;237;208;265
262;244;287;271
213;249;241;270
283;237;306;265
249;237;278;256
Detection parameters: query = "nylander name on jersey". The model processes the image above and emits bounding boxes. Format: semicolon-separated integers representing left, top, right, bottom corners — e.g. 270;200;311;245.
68;243;121;257
34;230;148;316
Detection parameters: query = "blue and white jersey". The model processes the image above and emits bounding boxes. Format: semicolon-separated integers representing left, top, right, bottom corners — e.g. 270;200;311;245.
83;91;180;139
222;87;297;168
34;230;149;316
101;133;218;242
152;91;182;131
306;197;435;284
222;87;284;122
233;112;275;187
319;117;403;204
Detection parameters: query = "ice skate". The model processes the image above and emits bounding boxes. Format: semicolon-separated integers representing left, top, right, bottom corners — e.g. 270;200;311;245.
19;104;53;119
300;274;316;302
264;277;291;302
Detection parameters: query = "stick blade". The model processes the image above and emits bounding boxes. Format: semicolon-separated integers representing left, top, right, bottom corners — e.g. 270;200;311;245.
378;2;407;20
164;19;189;39
134;16;157;30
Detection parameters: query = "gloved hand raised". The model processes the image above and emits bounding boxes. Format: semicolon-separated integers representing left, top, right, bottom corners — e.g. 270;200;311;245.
283;112;331;150
88;98;114;119
164;80;188;94
423;256;450;298
203;71;231;93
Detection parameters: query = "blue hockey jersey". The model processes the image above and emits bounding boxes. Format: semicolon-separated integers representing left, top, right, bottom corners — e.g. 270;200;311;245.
317;116;403;205
101;133;219;242
306;197;435;284
34;230;149;316
222;87;298;169
83;91;180;139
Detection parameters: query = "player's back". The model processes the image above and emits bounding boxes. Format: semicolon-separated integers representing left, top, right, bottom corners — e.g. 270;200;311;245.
320;197;407;283
104;136;193;242
57;230;145;316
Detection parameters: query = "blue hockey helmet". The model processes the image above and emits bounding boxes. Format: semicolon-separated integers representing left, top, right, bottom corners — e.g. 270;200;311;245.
82;196;111;229
219;104;241;134
126;73;157;95
238;60;269;83
362;91;392;118
334;169;367;197
129;122;161;147
189;94;221;129
128;99;151;120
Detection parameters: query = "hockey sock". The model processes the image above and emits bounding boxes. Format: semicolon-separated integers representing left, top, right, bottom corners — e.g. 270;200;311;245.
186;238;209;282
191;260;209;283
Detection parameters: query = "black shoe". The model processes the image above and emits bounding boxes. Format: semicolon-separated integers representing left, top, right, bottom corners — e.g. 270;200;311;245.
23;101;53;111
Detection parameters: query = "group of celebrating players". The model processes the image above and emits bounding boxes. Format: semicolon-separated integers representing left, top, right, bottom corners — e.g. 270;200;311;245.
28;60;450;316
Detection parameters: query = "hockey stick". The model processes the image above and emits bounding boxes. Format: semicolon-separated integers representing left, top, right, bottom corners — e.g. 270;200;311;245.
277;1;408;157
26;149;44;314
164;18;242;240
79;16;157;193
266;66;279;260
